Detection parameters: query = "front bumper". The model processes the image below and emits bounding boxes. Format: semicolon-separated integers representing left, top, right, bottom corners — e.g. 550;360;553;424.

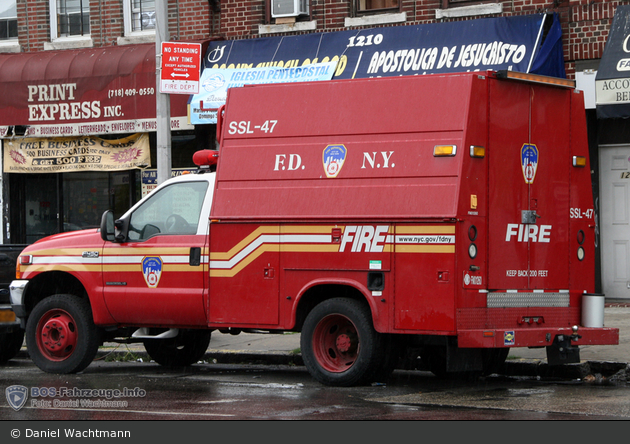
0;304;20;333
9;280;28;326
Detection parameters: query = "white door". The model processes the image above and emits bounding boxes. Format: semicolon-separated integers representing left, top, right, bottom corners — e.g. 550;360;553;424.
600;144;630;300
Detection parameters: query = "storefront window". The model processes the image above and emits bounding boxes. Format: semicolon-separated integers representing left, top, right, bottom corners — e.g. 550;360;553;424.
24;175;58;244
0;1;18;40
7;129;206;245
356;0;399;13
62;172;110;232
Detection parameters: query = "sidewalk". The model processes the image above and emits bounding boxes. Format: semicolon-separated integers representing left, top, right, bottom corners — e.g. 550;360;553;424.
95;304;629;381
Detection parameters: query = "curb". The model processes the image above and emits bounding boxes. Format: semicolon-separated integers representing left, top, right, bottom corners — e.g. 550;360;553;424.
92;349;630;382
16;348;630;382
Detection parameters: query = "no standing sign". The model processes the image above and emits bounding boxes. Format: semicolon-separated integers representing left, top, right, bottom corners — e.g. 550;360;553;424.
160;42;202;94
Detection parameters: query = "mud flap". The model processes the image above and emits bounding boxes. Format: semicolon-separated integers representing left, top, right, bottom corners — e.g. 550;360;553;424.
446;341;483;372
546;334;580;365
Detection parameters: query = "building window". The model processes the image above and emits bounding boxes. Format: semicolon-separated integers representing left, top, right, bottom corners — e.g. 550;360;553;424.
0;1;18;40
123;0;156;36
131;0;156;32
356;0;400;14
441;0;499;7
51;0;90;39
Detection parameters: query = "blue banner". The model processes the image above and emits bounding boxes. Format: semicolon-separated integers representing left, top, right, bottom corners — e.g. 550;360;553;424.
189;62;337;124
191;13;565;124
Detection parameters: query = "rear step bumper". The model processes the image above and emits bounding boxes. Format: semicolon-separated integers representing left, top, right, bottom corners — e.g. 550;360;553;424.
457;326;619;348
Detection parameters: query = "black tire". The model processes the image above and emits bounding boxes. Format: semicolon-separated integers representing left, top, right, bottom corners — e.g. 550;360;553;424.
301;298;385;387
0;329;25;364
26;294;101;374
143;329;211;367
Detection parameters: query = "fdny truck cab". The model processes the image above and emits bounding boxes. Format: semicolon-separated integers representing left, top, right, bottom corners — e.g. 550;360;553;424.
10;71;619;386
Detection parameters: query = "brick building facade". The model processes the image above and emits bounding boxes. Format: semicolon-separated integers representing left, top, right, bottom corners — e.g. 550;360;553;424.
2;1;624;78
209;0;624;79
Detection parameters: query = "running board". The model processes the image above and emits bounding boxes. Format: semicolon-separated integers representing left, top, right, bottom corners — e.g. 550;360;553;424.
131;328;179;339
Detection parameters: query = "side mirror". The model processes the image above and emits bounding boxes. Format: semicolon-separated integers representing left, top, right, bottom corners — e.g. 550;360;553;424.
100;210;115;242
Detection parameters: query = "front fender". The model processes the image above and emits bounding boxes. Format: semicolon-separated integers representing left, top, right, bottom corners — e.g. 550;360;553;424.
290;277;387;333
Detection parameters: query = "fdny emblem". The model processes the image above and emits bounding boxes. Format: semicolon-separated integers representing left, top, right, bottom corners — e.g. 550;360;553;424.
521;143;539;184
323;144;347;178
6;385;28;411
142;256;163;288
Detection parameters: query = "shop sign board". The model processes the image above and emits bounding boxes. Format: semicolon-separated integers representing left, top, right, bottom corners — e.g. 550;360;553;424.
0;44;193;137
595;5;630;118
190;13;565;124
189;61;337;124
3;133;151;173
160;42;202;95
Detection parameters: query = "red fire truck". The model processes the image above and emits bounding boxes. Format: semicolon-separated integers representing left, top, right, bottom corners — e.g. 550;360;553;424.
10;70;618;386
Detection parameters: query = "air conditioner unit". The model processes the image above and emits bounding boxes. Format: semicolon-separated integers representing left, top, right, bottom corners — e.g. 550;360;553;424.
141;11;156;29
271;0;309;18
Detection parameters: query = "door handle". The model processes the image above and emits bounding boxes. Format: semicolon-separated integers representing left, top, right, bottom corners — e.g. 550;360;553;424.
189;247;201;266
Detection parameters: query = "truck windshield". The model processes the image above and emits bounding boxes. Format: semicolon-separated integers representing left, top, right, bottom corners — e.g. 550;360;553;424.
127;180;209;241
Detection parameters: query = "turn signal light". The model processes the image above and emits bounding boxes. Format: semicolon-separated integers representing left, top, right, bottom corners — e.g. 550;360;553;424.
470;146;485;158
434;145;457;156
16;255;32;279
573;156;586;167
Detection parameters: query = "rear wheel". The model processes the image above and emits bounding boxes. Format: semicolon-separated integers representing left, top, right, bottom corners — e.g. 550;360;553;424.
143;330;211;367
0;329;24;364
301;298;385;387
26;294;100;374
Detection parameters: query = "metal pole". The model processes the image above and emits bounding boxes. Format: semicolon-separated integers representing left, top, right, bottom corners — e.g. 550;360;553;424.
155;0;171;185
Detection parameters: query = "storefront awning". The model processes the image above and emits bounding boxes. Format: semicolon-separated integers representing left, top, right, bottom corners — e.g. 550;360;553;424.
190;13;565;123
0;42;205;138
596;5;630;119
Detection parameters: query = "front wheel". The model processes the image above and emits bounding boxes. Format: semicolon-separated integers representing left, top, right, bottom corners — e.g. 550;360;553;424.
143;329;211;367
301;298;385;387
26;294;101;374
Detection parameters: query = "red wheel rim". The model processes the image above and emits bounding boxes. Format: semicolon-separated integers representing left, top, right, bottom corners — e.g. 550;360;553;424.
35;308;78;361
312;313;360;373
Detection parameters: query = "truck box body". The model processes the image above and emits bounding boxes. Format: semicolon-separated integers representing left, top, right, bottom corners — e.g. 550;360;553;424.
10;71;618;385
211;71;615;348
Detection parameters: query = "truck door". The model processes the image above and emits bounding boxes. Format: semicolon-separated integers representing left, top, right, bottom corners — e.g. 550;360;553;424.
102;179;212;326
488;80;570;290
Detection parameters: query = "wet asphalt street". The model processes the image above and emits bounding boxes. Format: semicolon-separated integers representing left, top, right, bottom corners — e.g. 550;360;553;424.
1;349;629;422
